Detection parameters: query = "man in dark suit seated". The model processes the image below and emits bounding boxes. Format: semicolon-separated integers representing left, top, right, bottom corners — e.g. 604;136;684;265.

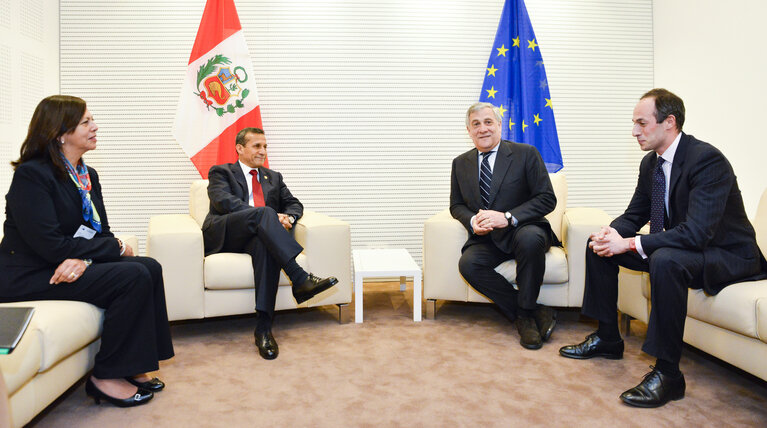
203;127;338;360
560;88;767;407
451;102;559;350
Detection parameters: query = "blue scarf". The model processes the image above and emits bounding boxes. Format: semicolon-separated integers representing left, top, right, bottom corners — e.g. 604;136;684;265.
61;154;102;233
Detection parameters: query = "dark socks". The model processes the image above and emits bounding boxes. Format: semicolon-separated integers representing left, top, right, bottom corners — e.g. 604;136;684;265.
256;311;272;334
518;308;535;319
284;259;309;285
597;322;621;342
655;359;681;377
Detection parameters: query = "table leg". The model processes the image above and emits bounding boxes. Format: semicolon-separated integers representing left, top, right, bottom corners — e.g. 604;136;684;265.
355;272;363;323
413;272;422;322
399;275;406;291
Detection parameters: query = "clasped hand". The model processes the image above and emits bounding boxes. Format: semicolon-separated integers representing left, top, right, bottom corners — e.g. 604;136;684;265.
277;213;292;230
50;258;88;284
589;226;630;257
472;209;508;236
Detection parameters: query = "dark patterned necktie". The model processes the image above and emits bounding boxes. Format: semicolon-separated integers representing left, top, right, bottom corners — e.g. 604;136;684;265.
479;152;493;209
650;157;666;233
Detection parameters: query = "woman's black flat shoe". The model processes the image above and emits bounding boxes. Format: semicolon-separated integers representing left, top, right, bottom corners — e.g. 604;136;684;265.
125;376;165;392
85;378;153;407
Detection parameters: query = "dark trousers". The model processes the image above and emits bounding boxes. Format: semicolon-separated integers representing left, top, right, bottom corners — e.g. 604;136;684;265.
219;206;303;317
2;256;174;378
582;241;704;364
458;224;552;320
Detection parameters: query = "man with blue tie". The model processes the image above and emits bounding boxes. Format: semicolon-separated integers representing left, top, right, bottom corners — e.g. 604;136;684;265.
203;127;338;360
560;89;767;407
450;102;559;350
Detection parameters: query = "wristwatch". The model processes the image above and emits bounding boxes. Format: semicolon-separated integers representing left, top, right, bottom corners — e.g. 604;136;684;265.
504;211;513;226
288;215;296;225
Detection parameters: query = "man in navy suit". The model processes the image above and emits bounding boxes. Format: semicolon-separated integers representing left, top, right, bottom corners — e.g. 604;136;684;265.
560;89;767;407
203;127;338;360
450;102;559;350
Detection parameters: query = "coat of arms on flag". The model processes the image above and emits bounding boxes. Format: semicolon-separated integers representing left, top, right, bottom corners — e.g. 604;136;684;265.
173;0;266;178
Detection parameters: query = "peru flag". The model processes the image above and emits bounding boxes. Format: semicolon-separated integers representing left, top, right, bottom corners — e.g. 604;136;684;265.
173;0;266;178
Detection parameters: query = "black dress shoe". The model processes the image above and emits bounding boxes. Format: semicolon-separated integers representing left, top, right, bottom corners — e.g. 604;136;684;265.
293;273;338;304
85;378;153;407
516;316;543;350
125;376;165;392
254;330;279;360
559;332;623;359
620;367;685;408
534;306;557;342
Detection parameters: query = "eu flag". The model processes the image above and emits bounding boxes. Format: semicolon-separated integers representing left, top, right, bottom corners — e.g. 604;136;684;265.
479;0;563;173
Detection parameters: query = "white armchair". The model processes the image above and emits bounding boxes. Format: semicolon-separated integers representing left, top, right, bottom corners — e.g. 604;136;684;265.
147;180;352;322
422;173;612;317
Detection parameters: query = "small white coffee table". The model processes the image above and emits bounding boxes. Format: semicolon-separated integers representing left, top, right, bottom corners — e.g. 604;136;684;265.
352;249;422;323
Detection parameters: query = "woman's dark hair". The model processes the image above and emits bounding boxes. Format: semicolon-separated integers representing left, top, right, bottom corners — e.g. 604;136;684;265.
11;95;87;178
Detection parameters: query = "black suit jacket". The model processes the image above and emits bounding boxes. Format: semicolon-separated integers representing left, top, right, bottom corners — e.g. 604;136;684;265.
0;158;122;297
611;133;767;294
202;162;303;255
450;140;557;253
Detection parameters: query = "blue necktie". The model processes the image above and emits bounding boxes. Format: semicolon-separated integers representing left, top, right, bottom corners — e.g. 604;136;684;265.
479;152;492;209
650;157;666;233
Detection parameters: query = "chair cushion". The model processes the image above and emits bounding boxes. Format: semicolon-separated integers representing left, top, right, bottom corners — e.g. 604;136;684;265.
204;252;309;290
687;279;767;339
1;300;103;372
494;246;568;285
757;296;767;344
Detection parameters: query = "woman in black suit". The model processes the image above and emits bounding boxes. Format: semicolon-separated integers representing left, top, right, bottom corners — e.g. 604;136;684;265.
0;95;174;407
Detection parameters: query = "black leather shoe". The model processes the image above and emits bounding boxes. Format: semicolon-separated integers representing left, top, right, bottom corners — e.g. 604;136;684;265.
293;273;338;304
559;332;624;359
534;306;557;342
254;330;279;360
125;376;165;392
85;378;153;407
516;316;543;350
620;367;685;408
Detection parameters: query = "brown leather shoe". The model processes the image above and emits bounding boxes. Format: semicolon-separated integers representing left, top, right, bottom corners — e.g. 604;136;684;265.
516;316;542;350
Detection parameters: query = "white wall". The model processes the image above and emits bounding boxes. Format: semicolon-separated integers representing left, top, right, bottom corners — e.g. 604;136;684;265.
653;0;767;217
0;0;60;216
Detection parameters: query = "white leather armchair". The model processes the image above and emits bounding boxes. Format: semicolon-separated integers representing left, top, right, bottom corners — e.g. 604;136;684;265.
147;180;352;322
618;188;767;381
422;173;612;317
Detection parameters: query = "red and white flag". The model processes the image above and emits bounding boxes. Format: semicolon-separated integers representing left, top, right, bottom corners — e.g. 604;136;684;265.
173;0;266;178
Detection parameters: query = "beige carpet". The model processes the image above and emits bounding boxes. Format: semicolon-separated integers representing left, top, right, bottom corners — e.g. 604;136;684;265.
30;282;767;427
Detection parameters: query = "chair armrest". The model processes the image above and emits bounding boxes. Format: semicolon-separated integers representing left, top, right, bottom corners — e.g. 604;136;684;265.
562;207;613;306
292;210;352;306
115;234;138;255
423;209;470;301
147;214;205;321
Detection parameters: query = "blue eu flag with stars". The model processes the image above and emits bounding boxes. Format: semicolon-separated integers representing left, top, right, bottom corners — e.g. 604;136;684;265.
479;0;563;172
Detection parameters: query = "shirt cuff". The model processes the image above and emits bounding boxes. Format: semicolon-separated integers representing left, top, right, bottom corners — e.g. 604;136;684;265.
635;235;648;259
470;215;477;234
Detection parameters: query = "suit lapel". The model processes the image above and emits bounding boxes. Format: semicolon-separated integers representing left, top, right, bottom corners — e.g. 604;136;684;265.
230;163;249;202
462;149;482;207
668;133;688;215
259;168;274;205
488;142;512;207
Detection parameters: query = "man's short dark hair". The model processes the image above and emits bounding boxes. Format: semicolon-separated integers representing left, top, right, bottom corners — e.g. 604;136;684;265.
235;127;265;146
641;88;685;131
